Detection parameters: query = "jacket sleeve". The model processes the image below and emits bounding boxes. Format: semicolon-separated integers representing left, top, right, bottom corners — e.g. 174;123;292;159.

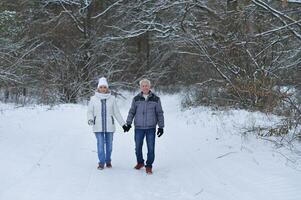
87;97;94;123
126;98;136;125
113;97;126;126
156;98;164;128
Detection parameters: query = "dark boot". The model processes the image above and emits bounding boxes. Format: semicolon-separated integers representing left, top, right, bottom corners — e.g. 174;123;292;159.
134;163;144;170
97;164;104;170
146;167;153;174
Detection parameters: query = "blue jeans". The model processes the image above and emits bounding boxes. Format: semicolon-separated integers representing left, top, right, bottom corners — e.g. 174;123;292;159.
95;132;113;165
134;128;156;168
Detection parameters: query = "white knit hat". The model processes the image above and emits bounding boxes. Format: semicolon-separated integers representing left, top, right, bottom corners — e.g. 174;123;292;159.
97;77;109;88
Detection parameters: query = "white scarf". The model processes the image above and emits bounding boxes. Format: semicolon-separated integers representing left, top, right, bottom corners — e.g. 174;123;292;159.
95;92;111;100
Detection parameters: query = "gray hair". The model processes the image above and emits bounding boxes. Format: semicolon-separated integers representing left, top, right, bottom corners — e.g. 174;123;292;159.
139;79;151;87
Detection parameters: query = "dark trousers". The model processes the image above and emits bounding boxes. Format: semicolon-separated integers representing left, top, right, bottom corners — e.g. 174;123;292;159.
134;128;156;168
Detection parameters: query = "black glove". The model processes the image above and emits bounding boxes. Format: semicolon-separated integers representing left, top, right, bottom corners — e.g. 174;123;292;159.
88;120;94;126
123;124;131;132
157;128;164;137
122;125;127;132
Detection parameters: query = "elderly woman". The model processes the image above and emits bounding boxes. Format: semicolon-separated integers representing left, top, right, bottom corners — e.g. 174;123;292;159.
87;77;127;170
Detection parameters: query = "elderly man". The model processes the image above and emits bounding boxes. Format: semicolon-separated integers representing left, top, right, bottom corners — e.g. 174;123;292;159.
124;79;164;174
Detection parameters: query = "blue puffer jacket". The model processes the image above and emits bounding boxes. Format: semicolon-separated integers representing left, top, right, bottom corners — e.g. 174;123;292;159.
126;91;164;129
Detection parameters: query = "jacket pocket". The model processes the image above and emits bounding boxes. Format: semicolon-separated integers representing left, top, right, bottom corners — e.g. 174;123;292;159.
134;112;144;127
147;112;156;127
111;116;114;125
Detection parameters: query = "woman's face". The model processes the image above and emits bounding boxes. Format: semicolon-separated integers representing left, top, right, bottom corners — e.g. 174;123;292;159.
98;86;108;93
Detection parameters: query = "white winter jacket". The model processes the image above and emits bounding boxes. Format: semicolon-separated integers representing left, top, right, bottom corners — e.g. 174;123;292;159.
87;92;125;133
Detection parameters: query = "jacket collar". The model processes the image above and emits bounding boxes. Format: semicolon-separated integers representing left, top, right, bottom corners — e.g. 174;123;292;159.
139;90;154;100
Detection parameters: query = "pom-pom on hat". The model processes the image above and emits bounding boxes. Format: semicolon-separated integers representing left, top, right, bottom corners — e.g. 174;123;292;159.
97;77;109;88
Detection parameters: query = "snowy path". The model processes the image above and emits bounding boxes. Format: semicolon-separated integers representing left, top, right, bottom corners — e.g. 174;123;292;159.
1;94;301;200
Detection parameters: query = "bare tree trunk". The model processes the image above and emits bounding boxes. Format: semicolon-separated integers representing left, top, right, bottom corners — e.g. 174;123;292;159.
4;89;9;103
137;32;150;68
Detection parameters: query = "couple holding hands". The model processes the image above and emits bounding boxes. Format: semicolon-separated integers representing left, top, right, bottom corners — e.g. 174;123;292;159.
87;77;164;175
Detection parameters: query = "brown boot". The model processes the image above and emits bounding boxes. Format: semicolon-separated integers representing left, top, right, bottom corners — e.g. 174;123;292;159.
134;163;144;170
97;164;104;170
106;163;112;168
145;167;153;175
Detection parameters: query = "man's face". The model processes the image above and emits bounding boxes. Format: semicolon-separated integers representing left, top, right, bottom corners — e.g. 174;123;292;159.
140;82;150;94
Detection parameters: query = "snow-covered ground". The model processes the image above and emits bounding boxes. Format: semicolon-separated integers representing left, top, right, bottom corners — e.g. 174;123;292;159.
1;93;301;200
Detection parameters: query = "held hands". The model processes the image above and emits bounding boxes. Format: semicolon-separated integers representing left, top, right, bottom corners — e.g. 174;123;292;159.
157;128;164;137
88;120;94;126
122;124;131;132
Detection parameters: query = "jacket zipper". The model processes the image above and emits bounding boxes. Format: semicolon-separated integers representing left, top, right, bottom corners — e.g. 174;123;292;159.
144;98;147;128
